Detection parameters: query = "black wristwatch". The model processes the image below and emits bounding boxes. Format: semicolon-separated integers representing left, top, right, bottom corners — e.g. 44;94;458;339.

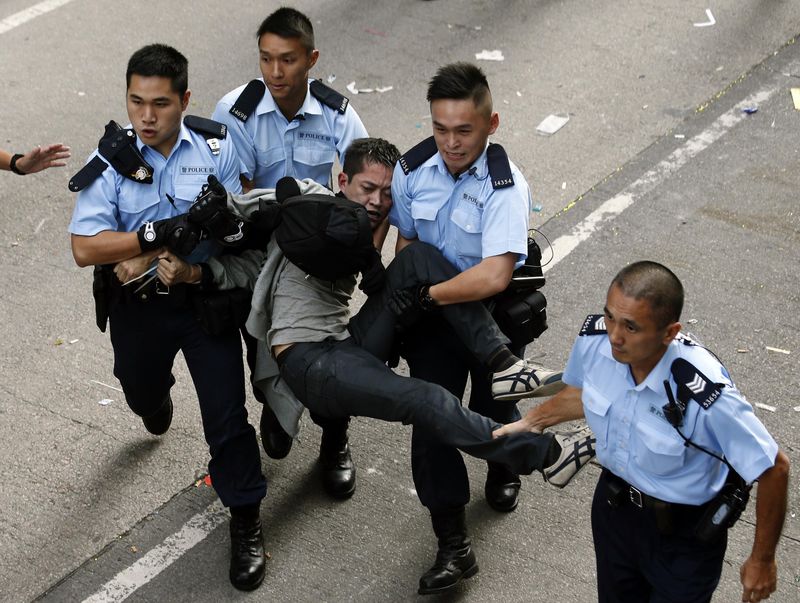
418;285;437;311
9;154;26;175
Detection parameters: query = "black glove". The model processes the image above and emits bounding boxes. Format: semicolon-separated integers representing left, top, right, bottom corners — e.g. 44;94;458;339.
137;214;202;255
387;284;434;329
188;175;244;245
358;250;386;296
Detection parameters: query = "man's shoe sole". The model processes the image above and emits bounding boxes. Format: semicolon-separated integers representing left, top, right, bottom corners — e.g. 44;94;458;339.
492;378;567;401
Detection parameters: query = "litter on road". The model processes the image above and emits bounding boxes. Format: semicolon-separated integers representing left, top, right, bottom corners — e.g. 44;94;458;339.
755;402;777;413
536;113;570;136
475;49;504;61
98;398;113;406
90;379;124;392
765;346;791;354
791;88;800;110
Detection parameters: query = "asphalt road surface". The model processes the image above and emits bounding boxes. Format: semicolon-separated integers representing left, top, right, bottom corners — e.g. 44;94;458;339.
1;1;799;601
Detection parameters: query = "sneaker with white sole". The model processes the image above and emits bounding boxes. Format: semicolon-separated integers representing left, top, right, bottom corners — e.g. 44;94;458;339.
491;360;565;401
543;426;596;488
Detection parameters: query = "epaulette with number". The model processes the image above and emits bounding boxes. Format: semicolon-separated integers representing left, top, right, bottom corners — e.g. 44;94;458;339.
399;136;438;175
69;120;153;192
309;80;349;114
229;79;266;123
184;115;227;156
486;143;513;189
670;357;724;410
579;314;607;336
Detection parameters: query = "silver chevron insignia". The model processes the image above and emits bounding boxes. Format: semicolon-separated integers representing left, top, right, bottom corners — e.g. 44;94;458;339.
594;317;606;331
687;373;706;394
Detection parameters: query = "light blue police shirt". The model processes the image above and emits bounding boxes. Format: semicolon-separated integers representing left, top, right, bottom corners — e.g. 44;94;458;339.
68;121;242;263
389;144;531;273
563;322;779;505
212;78;368;188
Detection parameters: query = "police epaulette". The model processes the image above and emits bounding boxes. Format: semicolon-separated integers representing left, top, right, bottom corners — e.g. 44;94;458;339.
486;143;514;189
184;115;227;139
69;155;108;192
69;120;153;191
309;80;349;114
670;357;724;410
399;137;438;175
579;314;607;336
229;79;266;123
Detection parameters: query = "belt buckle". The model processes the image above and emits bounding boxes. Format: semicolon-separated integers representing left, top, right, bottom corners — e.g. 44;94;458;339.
629;486;643;508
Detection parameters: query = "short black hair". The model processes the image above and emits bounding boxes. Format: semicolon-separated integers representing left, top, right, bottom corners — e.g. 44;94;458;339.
426;62;492;114
126;44;188;96
256;7;315;52
342;138;400;179
610;261;684;327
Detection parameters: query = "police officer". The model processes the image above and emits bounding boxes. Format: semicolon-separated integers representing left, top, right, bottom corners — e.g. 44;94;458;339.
211;7;369;498
1;143;70;174
68;44;267;591
497;261;790;603
389;62;563;594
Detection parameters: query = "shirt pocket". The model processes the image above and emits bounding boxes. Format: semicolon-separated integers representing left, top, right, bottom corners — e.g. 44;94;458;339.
450;202;484;260
632;420;686;476
117;182;161;221
294;140;335;169
581;381;612;453
255;145;285;169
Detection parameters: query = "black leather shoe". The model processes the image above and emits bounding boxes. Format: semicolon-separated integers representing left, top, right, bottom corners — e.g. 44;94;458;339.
142;394;173;436
259;404;293;459
229;514;266;591
418;508;478;595
319;436;356;499
485;463;521;513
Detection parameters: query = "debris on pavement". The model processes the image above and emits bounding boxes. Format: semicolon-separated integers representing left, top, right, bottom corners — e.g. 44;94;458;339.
741;106;758;114
346;81;393;95
686;319;698;324
532;203;543;212
736;348;750;353
98;398;113;406
765;346;791;354
536;113;569;136
90;379;124;392
754;402;776;413
674;134;685;139
475;49;504;61
327;74;336;84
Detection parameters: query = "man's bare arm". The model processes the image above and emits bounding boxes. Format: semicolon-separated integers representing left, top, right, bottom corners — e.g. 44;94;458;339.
71;231;144;267
493;386;585;437
427;253;516;305
739;450;790;603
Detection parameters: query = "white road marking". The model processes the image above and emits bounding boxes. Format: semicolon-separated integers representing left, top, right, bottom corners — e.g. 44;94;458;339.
543;86;778;274
0;0;75;35
82;501;228;603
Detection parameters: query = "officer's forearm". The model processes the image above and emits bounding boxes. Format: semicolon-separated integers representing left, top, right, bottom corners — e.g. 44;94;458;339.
750;450;790;562
71;231;144;267
527;386;585;430
428;253;515;305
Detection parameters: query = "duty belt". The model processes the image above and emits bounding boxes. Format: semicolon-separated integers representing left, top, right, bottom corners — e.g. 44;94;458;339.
601;469;707;515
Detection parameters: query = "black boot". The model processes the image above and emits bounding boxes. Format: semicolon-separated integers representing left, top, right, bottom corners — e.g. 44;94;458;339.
259;404;293;459
418;508;478;595
229;505;266;591
141;394;173;436
485;462;521;512
138;374;175;436
319;427;356;499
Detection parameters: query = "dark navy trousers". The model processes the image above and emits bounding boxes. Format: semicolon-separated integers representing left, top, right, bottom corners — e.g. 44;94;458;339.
109;296;266;508
592;471;727;603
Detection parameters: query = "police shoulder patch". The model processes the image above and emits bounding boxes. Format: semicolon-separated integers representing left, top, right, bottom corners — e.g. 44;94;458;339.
229;79;266;123
184;115;228;139
399;137;438;175
486;143;514;189
670;357;724;410
309;80;349;114
579;314;607;336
